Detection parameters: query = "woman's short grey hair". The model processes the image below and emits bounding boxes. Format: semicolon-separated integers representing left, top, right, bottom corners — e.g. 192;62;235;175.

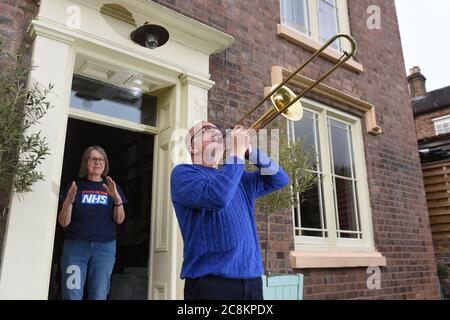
78;145;110;178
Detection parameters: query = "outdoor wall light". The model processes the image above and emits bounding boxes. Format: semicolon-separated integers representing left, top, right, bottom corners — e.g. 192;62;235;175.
130;22;169;49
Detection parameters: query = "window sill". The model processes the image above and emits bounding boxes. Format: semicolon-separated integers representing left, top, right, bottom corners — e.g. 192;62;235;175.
277;24;364;74
290;250;387;269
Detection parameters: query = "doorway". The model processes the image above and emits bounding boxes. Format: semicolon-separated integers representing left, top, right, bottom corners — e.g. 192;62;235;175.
49;117;154;300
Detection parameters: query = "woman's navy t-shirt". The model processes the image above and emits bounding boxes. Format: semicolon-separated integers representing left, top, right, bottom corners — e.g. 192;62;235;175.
59;177;128;242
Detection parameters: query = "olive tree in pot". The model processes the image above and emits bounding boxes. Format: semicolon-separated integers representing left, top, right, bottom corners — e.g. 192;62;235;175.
248;124;317;299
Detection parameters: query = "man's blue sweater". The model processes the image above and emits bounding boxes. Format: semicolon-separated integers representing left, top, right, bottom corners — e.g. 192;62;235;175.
170;148;289;279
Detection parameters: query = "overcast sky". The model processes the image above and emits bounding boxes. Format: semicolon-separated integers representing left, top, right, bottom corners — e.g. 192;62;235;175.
395;0;450;92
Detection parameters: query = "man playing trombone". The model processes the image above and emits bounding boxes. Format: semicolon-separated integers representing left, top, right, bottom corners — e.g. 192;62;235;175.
170;121;289;300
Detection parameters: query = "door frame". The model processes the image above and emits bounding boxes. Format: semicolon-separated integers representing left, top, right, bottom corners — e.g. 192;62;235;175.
69;92;160;297
65;48;181;301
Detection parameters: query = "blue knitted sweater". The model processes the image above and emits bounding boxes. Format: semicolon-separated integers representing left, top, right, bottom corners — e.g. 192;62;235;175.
170;148;289;279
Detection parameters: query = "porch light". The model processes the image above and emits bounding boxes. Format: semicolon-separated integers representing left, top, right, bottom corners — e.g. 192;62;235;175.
130;22;169;49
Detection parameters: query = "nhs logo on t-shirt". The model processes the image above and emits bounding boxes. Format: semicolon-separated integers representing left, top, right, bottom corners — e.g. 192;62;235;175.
81;191;108;205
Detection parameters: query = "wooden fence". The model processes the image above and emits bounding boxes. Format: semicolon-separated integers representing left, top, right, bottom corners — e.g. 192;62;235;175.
422;160;450;236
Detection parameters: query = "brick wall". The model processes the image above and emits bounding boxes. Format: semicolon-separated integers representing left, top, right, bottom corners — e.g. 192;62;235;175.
0;0;37;51
153;0;440;299
415;106;450;140
0;0;39;268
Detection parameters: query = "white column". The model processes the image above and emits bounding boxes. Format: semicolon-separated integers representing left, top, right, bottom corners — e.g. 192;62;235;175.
0;30;75;299
179;73;214;130
176;73;214;299
149;73;214;300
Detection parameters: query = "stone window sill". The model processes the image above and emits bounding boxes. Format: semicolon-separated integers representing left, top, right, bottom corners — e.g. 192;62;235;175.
277;24;364;74
290;250;387;269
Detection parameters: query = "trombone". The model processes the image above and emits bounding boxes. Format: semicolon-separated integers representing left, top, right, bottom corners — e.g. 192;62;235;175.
236;34;358;130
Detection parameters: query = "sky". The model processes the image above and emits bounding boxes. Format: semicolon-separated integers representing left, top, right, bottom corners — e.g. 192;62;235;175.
395;0;450;92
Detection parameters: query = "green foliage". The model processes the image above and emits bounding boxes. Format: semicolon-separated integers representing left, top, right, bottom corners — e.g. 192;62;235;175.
0;40;53;194
250;130;318;216
437;262;449;279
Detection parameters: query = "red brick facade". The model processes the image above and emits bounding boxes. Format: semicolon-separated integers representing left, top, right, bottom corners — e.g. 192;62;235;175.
0;0;441;299
415;107;450;140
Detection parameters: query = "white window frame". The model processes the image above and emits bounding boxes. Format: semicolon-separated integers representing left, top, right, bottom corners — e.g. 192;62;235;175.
433;115;450;135
280;0;311;36
279;0;352;53
288;98;375;251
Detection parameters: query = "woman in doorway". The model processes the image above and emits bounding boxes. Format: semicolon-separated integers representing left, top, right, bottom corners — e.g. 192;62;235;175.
58;145;127;300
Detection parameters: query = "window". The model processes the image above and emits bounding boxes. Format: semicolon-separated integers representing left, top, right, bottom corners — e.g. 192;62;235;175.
281;0;310;36
280;0;350;51
70;74;157;126
291;110;327;237
328;118;361;239
318;0;340;49
288;99;373;248
433;116;450;135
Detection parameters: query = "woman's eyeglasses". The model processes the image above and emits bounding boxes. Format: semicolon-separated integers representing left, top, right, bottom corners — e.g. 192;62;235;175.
88;157;105;164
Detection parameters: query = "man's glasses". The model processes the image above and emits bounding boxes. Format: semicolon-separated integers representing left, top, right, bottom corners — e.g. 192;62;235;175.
190;125;221;143
88;157;105;164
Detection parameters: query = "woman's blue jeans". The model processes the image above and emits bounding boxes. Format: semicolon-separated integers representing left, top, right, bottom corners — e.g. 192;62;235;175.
60;238;116;300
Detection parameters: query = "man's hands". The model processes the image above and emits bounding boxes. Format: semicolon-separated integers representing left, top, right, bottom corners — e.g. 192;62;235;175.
103;176;122;204
229;125;253;160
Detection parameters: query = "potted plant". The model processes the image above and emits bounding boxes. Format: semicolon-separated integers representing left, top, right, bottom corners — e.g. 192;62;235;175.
248;125;317;300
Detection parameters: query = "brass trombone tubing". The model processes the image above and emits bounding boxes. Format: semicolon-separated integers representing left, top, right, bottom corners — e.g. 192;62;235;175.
236;34;358;130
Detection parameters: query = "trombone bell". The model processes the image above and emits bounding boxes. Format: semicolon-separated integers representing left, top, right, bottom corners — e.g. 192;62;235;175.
250;85;304;130
270;85;303;122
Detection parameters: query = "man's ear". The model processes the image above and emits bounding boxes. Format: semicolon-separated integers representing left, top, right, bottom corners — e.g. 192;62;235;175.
190;141;200;154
